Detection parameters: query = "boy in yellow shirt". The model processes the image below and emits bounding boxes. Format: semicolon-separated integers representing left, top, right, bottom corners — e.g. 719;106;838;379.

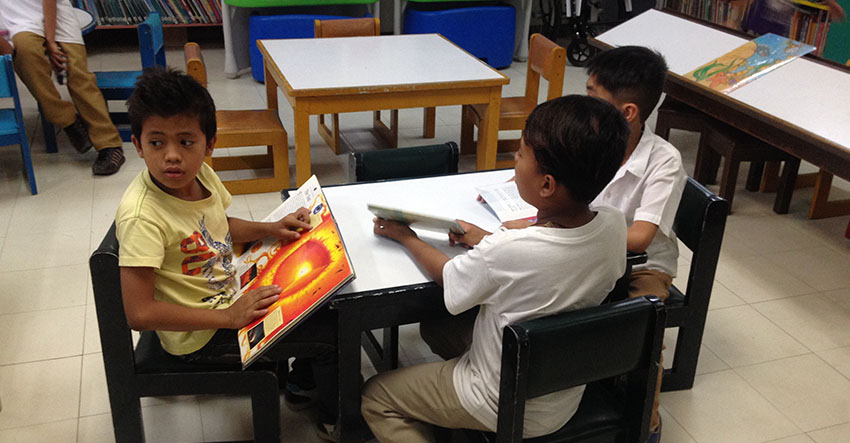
116;67;338;440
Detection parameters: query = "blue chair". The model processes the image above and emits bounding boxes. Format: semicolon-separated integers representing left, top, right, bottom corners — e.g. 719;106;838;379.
0;54;38;195
95;12;165;141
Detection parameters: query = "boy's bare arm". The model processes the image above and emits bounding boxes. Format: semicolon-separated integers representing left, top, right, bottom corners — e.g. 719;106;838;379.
227;207;311;244
372;218;450;286
627;220;659;254
120;266;281;331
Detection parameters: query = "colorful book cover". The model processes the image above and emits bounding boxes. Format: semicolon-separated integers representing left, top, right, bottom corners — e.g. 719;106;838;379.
684;33;815;93
235;175;355;368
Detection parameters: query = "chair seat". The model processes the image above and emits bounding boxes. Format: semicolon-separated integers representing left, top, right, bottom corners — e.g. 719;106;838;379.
135;331;245;374
95;70;143;89
216;109;285;135
705;121;795;161
0;109;19;137
470;96;537;127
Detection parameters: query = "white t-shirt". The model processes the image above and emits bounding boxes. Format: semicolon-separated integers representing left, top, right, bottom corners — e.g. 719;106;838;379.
0;0;84;45
443;206;627;438
591;127;686;276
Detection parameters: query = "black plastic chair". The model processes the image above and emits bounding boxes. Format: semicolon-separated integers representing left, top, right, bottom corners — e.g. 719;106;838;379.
347;141;459;372
349;142;459;182
90;223;281;442
662;177;729;391
469;296;666;443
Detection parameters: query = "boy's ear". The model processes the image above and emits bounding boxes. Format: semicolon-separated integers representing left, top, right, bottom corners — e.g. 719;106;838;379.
205;136;216;157
539;174;557;198
131;135;144;157
621;103;641;124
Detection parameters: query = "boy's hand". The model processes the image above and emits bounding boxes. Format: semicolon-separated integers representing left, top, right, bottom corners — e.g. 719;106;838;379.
226;285;281;329
448;220;490;249
373;217;417;243
502;219;534;230
44;40;67;73
271;207;312;243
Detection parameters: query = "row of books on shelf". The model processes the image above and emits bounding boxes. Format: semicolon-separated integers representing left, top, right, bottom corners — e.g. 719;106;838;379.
75;0;222;26
789;1;831;54
664;0;750;29
663;0;831;55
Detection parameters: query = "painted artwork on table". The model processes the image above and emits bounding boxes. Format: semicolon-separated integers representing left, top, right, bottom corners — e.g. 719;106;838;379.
685;33;815;93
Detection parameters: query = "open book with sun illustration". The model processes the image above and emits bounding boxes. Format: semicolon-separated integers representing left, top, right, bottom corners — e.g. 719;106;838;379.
234;175;355;368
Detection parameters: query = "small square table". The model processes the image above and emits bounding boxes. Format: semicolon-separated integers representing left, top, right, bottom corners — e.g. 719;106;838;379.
259;34;510;186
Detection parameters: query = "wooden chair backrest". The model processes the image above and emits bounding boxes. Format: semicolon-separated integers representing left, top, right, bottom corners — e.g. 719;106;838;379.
314;17;380;38
184;42;207;88
525;33;566;102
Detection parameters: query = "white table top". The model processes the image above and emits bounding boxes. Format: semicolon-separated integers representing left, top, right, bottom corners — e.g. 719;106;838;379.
323;169;515;294
260;34;508;93
596;9;850;152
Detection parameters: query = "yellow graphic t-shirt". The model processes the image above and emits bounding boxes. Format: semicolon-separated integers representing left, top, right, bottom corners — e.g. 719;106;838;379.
116;163;236;355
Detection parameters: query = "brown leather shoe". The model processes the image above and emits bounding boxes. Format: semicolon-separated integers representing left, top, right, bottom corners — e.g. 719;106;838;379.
92;147;125;175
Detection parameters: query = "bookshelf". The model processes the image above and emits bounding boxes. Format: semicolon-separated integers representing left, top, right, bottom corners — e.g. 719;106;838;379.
662;0;832;55
75;0;223;28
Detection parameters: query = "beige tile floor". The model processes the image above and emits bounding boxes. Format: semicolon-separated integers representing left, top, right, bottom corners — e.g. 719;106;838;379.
1;42;850;442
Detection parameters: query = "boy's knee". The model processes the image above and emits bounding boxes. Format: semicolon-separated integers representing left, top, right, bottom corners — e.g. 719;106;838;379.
360;376;383;419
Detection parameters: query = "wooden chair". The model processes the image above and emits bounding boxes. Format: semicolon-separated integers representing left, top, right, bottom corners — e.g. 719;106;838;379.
696;118;800;213
460;33;565;169
0;54;37;194
662;178;729;391
185;42;290;195
468;296;666;443
90;224;281;443
313;18;436;153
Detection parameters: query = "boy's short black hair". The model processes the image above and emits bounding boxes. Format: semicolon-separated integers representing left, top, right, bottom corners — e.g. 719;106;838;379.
127;66;216;141
585;46;668;123
522;95;629;204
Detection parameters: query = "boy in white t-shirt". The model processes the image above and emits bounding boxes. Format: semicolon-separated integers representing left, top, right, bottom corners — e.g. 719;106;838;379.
361;95;630;441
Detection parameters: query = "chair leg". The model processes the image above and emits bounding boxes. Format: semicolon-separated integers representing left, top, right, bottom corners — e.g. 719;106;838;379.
250;371;282;442
693;144;718;185
718;156;740;211
745;161;764;192
382;326;399;370
423;107;436;139
460;106;476;156
661;320;705;391
109;395;145;443
773;158;800;214
18;138;38;195
38;104;58;154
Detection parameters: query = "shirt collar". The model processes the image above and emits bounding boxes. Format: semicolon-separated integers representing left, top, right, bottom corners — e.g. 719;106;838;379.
623;125;655;179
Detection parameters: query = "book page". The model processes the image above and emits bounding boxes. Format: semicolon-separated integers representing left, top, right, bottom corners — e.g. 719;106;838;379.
475;181;537;223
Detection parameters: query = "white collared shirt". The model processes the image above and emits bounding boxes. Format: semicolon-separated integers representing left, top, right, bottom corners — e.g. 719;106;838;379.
0;0;84;45
591;126;687;276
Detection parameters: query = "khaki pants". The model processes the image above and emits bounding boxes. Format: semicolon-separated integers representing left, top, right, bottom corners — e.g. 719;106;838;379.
629;268;673;432
361;358;490;443
12;32;121;150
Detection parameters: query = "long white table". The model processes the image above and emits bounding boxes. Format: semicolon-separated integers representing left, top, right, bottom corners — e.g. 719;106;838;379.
595;9;850;180
259;34;509;186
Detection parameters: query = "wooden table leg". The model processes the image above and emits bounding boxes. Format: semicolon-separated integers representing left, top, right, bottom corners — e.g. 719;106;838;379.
476;89;501;171
264;63;278;112
293;106;312;186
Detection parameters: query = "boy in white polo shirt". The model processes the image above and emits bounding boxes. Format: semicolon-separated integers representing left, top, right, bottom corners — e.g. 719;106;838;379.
586;46;687;442
361;95;630;441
